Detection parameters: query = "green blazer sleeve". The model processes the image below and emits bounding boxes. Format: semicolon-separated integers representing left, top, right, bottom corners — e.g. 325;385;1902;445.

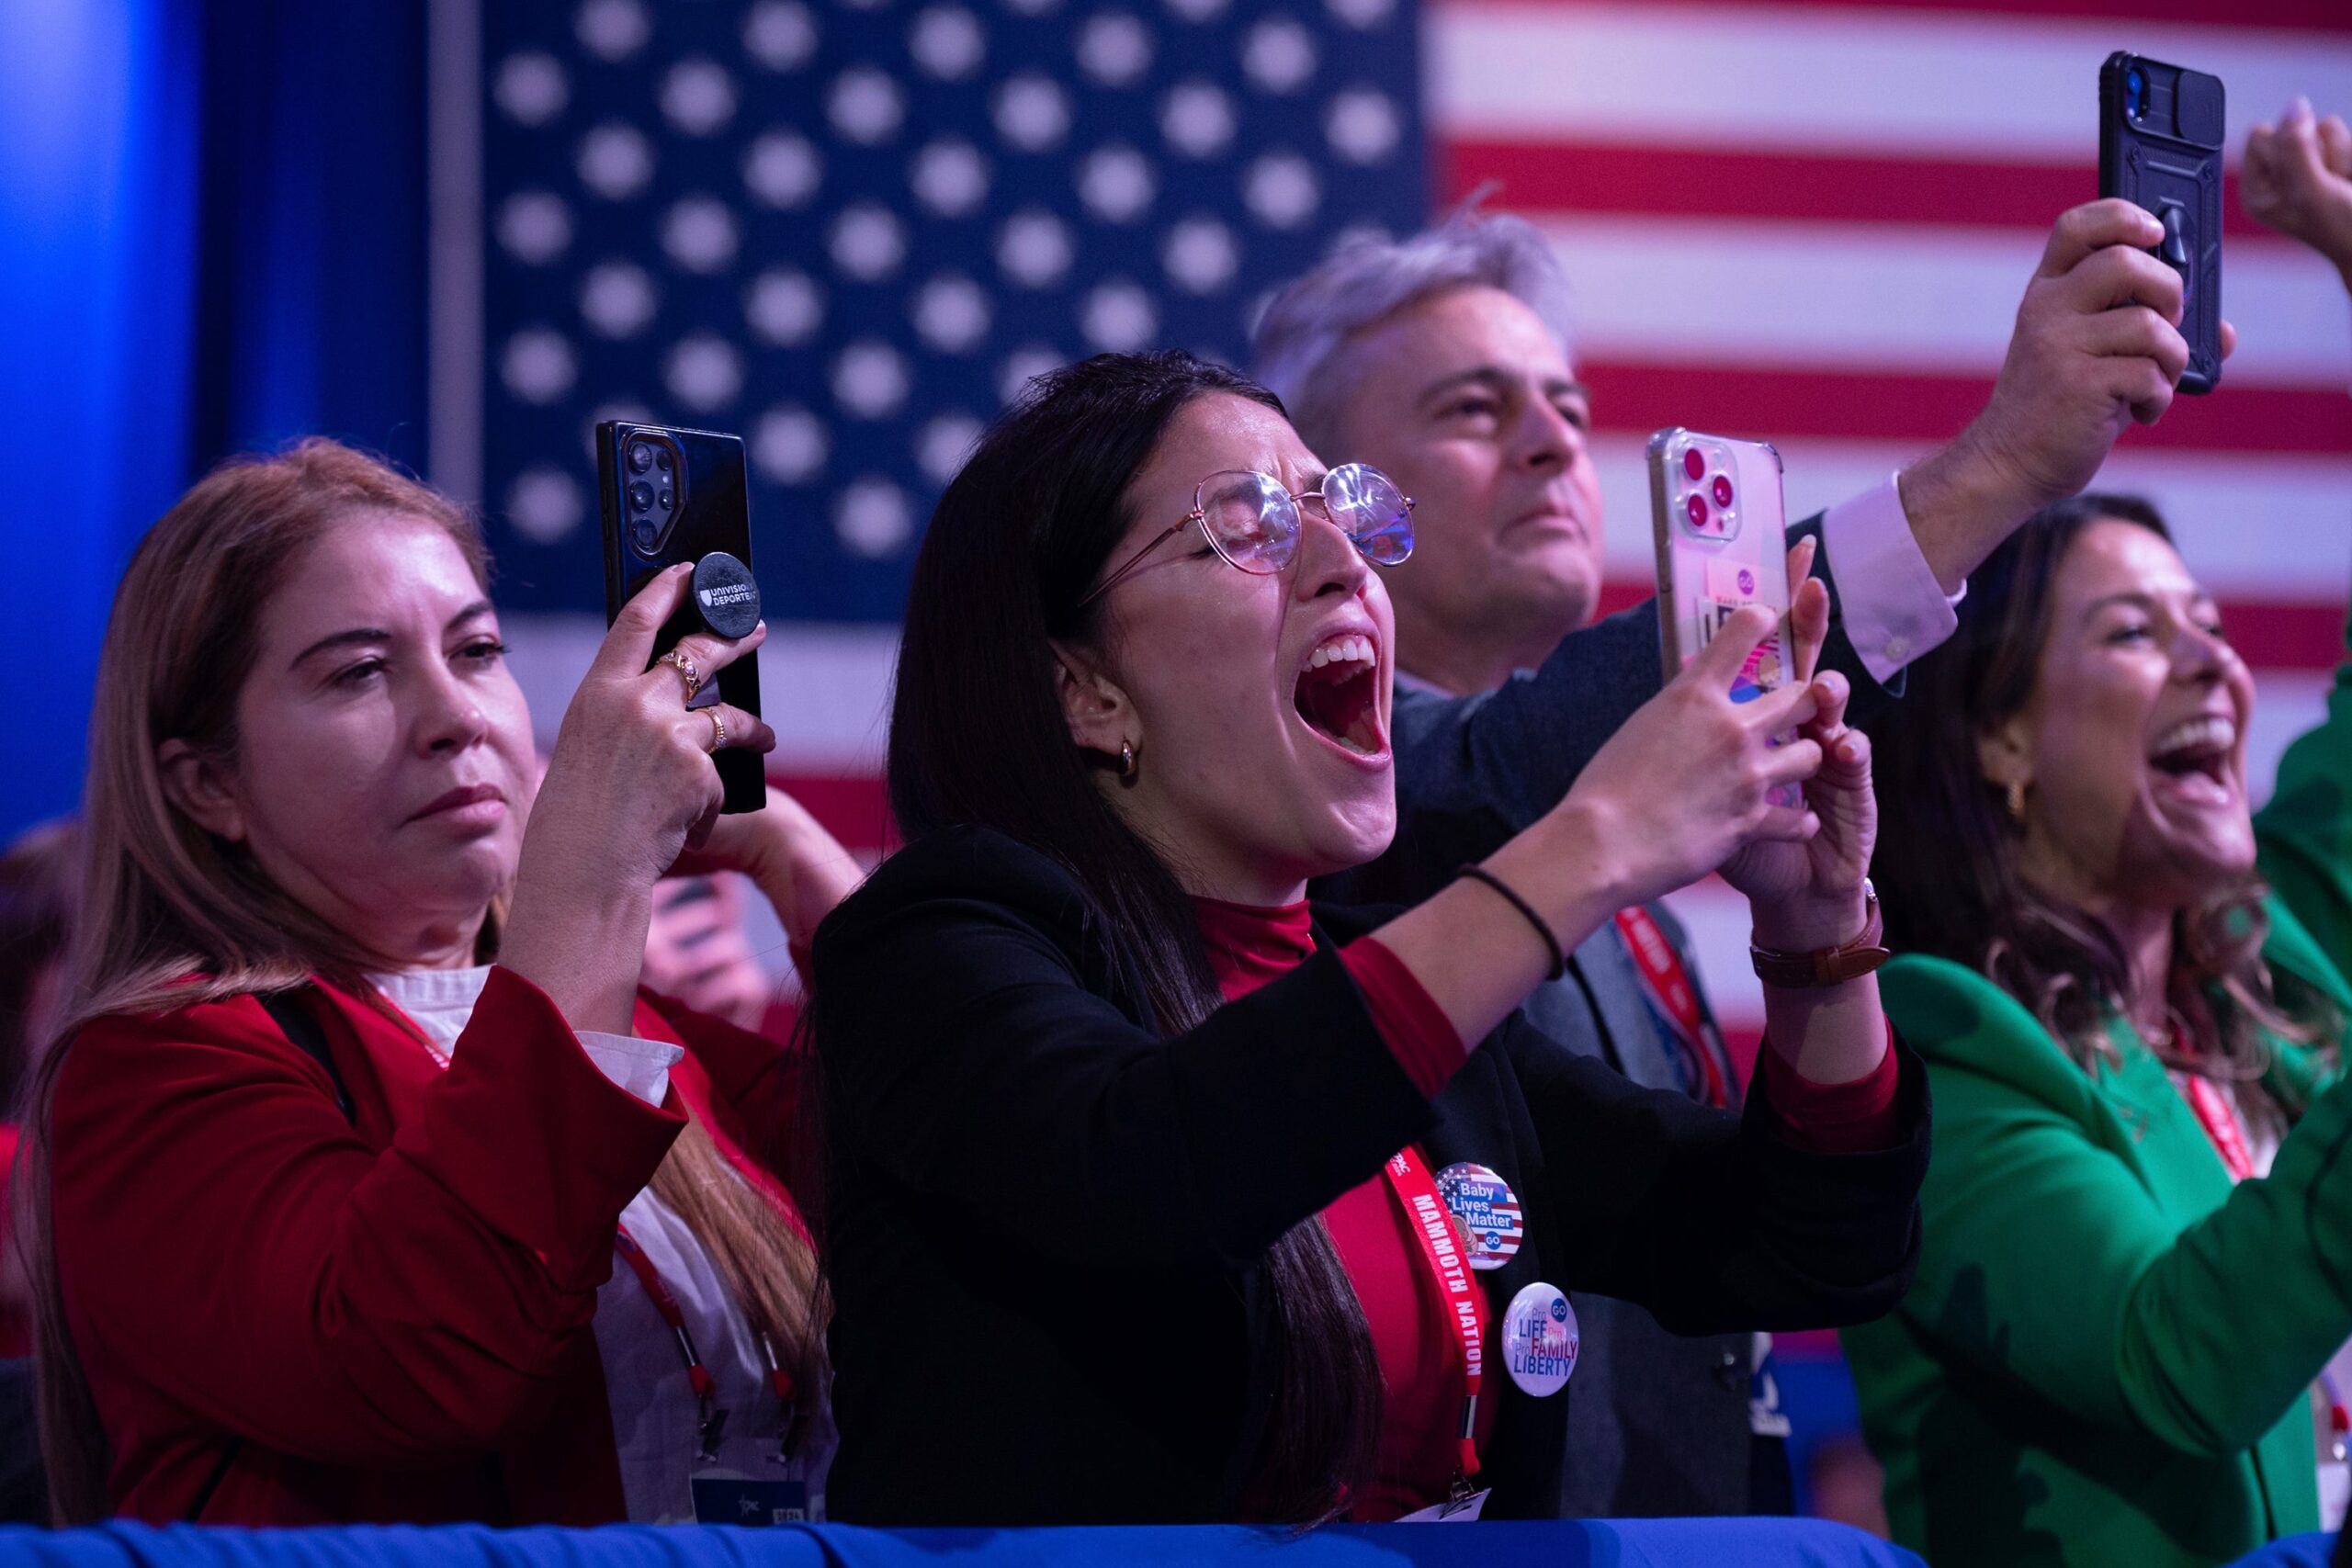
2256;608;2352;974
1880;953;2352;1459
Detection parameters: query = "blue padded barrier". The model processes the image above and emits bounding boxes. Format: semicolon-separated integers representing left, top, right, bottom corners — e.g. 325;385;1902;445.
0;1519;1925;1568
2221;1534;2336;1568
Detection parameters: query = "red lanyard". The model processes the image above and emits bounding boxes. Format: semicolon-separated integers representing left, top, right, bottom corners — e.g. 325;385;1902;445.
1613;908;1731;1109
2177;1072;2257;1182
1382;1147;1484;1483
615;1225;719;1400
614;1224;799;1461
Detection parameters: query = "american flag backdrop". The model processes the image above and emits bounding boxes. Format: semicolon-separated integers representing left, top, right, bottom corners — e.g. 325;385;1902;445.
451;0;2352;1052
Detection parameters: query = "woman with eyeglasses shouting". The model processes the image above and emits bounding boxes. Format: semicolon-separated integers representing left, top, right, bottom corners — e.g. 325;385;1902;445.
809;352;1928;1526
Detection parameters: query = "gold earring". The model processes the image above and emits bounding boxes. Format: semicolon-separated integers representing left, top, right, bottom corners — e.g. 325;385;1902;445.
1117;739;1137;780
2006;778;2028;823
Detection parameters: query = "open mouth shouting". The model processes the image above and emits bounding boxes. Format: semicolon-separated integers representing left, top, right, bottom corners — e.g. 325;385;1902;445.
2147;713;2239;808
1292;629;1387;761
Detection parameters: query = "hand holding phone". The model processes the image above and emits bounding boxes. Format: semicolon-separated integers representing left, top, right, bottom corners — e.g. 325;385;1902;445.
597;421;769;814
2101;51;2226;394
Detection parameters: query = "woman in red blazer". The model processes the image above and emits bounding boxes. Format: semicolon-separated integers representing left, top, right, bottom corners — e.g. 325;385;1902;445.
18;441;860;1525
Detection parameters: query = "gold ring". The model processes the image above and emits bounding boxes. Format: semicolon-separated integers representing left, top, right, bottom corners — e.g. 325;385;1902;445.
705;708;727;754
658;649;701;703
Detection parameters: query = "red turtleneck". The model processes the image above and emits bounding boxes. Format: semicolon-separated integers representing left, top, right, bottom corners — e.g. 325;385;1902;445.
1190;895;1900;1520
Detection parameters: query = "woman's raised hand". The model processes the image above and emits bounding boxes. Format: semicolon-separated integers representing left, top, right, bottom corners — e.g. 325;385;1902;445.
2243;97;2352;277
670;784;865;949
502;564;777;1032
1721;669;1876;953
1555;606;1826;910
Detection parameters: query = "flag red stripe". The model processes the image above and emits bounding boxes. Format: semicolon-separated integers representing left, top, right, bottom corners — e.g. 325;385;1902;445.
1577;359;2352;455
1431;0;2352;34
1442;139;2271;237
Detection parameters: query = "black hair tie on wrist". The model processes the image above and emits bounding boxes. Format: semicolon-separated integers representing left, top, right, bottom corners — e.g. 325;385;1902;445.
1455;864;1566;982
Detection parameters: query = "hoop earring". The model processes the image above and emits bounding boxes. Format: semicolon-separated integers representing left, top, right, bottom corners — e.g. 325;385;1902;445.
2006;778;2028;823
1117;739;1137;781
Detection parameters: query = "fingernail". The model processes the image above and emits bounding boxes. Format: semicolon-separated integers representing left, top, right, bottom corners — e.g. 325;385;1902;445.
2293;94;2313;118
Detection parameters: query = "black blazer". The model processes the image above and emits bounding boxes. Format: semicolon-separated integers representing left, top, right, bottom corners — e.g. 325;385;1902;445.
811;826;1928;1526
1313;515;1893;1517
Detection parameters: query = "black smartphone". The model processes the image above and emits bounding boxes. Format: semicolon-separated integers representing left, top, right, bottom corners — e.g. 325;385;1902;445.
2100;51;2225;395
595;420;766;814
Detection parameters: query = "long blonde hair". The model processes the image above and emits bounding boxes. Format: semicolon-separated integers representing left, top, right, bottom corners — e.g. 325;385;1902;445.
17;439;820;1523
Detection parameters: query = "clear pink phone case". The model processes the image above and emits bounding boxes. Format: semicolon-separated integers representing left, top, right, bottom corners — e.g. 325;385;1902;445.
1649;427;1798;804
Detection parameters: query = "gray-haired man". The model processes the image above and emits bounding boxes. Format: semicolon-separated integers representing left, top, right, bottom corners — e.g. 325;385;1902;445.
1266;198;2208;1517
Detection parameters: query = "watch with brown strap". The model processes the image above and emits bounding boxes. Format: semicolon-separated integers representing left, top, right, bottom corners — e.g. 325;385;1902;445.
1749;881;1890;988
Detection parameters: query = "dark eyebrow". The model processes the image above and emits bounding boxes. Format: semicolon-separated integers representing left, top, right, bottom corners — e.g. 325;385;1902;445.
1416;366;1589;411
2081;587;2215;622
288;600;495;671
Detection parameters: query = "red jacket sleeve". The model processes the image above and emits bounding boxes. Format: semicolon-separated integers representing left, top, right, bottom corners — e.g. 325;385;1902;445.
52;967;683;1470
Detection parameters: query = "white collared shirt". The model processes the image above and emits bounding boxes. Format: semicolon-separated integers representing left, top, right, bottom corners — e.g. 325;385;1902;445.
367;966;832;1521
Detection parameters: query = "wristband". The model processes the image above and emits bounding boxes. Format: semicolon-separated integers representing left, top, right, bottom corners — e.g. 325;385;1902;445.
1456;864;1566;982
1750;883;1890;988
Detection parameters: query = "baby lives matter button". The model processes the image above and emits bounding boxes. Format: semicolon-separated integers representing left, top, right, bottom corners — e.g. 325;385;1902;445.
1434;1162;1523;1270
1502;1282;1578;1398
692;551;762;639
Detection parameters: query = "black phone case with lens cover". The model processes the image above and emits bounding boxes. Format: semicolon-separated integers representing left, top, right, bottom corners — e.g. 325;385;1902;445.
2100;51;2224;395
595;421;766;814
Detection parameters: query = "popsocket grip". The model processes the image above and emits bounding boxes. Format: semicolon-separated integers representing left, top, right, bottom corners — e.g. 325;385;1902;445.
691;552;761;639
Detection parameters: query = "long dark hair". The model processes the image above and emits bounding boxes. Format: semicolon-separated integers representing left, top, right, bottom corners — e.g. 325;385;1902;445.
1870;492;2329;1089
886;350;1380;1521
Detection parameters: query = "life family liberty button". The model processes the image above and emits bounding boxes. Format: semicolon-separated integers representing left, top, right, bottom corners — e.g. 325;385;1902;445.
1502;1281;1578;1398
1434;1161;1523;1270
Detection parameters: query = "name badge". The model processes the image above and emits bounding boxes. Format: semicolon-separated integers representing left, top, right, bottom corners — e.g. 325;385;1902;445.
1397;1488;1490;1522
1501;1281;1578;1398
690;1473;809;1526
1433;1161;1523;1271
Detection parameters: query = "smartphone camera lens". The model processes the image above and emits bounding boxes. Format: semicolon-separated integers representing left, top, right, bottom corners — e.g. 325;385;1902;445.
628;481;653;513
2125;66;2145;120
628;444;654;475
1681;447;1705;481
654;448;673;472
658;488;675;512
1712;474;1735;508
631;518;660;550
1685;493;1709;530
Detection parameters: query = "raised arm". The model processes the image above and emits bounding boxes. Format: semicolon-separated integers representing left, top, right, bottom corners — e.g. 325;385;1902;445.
1503;1017;1928;1333
50;972;682;1471
813;839;1434;1273
2245;99;2352;967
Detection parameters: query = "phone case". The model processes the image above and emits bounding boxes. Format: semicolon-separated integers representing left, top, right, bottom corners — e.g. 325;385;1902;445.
1648;426;1792;693
2100;51;2224;395
595;420;767;814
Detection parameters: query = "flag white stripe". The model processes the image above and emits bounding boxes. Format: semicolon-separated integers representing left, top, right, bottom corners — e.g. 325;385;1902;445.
1430;3;2352;158
1533;216;2352;385
1588;435;2352;600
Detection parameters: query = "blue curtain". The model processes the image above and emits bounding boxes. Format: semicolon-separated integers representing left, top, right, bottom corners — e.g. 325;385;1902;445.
0;0;429;842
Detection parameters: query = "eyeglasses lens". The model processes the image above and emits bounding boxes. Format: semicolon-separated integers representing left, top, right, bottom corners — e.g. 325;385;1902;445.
1200;471;1299;573
1327;464;1414;566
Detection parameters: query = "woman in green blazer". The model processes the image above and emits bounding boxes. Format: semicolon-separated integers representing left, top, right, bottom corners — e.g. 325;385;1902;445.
1850;484;2352;1567
1847;108;2352;1566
